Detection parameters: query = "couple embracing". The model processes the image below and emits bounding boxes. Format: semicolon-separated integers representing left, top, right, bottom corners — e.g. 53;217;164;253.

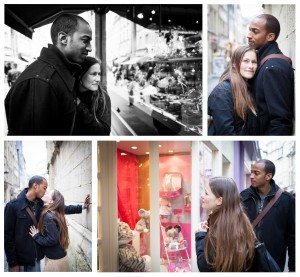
208;14;294;136
5;13;111;136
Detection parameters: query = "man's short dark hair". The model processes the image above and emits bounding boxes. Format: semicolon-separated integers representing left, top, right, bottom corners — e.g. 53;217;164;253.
257;159;276;179
256;14;280;41
28;175;46;188
50;13;89;45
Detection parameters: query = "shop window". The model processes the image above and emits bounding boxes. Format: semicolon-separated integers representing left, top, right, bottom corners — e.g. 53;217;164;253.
117;142;151;272
159;141;192;272
106;5;202;135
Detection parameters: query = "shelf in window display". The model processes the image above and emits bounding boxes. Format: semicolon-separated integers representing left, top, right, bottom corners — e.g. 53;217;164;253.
184;206;191;213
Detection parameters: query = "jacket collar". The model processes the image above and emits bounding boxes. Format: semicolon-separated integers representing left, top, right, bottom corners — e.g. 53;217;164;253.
248;179;279;198
257;41;282;62
38;44;81;92
17;188;44;210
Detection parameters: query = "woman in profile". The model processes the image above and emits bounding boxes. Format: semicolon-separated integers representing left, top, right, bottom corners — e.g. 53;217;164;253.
208;46;258;135
29;190;69;271
195;177;257;272
74;56;111;135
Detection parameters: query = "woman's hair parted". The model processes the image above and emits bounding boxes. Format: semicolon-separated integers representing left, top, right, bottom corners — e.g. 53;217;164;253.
204;177;256;272
76;56;108;124
219;45;257;121
38;189;69;251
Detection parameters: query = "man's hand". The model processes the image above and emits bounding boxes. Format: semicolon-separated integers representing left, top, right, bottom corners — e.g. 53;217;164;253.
83;194;90;210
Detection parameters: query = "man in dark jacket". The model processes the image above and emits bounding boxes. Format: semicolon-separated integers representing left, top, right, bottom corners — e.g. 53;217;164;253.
247;14;294;135
240;159;295;272
5;13;92;135
4;175;90;272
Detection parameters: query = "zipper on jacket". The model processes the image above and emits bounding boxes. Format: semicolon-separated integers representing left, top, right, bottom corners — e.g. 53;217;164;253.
258;199;264;214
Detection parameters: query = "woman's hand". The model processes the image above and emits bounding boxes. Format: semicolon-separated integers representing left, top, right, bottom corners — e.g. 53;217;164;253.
77;98;81;105
29;225;39;237
195;220;209;233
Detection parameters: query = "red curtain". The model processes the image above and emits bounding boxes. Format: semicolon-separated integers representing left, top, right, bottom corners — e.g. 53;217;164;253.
117;149;139;230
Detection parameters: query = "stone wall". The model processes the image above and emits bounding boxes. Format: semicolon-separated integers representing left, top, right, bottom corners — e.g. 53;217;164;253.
47;141;92;271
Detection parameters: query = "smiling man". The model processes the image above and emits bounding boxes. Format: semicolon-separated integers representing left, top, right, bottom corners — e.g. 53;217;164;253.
240;159;295;272
5;13;92;135
247;14;294;135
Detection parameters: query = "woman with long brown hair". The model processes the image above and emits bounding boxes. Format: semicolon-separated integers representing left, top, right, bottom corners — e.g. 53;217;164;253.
195;177;257;272
74;56;111;135
29;190;69;271
208;46;258;135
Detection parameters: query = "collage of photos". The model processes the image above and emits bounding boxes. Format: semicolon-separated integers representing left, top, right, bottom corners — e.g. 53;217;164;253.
2;2;297;275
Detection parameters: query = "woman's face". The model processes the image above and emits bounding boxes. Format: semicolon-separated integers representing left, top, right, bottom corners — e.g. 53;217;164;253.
81;63;101;91
240;50;257;80
201;184;222;213
42;190;53;206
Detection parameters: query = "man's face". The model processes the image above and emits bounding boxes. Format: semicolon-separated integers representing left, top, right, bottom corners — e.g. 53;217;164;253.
35;179;48;199
65;20;92;64
247;17;270;50
250;162;271;189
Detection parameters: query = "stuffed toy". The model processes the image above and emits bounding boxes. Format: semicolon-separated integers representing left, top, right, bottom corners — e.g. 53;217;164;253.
164;225;187;250
163;173;175;191
159;198;172;222
135;209;150;233
184;193;191;207
164;225;179;250
174;225;187;248
118;221;151;272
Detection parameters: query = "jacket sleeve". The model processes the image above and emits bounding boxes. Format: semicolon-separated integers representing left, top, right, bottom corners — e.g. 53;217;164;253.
262;66;294;135
4;202;19;267
195;231;209;271
64;204;82;214
208;83;236;135
76;92;111;135
33;213;59;246
286;195;295;271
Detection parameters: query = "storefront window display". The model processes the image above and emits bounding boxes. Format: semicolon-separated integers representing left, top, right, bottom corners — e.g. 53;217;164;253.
117;142;151;272
107;5;202;135
116;141;193;272
159;142;192;272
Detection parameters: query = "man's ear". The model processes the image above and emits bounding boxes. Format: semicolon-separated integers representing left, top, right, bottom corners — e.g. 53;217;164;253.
58;32;68;45
266;32;275;42
265;172;273;181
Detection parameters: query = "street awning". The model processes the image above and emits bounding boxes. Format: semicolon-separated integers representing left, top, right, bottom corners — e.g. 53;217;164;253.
5;4;202;39
4;55;29;66
109;5;202;32
5;4;107;38
122;56;150;65
114;56;130;65
19;54;36;64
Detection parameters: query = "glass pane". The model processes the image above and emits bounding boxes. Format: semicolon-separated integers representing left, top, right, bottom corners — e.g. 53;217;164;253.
117;141;151;272
159;141;192;272
199;143;213;221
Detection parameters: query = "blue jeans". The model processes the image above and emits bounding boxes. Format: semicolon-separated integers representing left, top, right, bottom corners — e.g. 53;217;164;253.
19;260;41;272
